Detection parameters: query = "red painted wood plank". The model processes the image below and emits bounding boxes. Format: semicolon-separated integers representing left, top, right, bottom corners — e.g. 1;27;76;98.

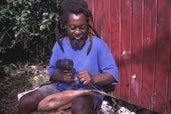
93;0;103;36
141;0;157;110
130;0;143;106
119;0;132;101
168;11;171;112
86;0;94;16
86;0;93;14
85;0;96;36
153;0;170;113
168;64;171;114
101;0;111;48
110;0;121;97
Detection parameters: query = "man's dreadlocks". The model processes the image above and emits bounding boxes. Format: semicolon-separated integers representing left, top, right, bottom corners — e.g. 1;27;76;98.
56;0;100;55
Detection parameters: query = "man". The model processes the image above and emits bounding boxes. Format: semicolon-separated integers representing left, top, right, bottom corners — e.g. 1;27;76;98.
18;0;118;114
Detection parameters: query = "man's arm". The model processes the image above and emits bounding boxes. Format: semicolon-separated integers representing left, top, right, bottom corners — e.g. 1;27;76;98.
77;71;115;85
51;71;75;84
92;72;115;85
76;39;118;86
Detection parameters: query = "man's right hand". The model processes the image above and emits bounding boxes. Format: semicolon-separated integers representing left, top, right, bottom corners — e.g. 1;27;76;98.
51;71;75;84
61;70;75;83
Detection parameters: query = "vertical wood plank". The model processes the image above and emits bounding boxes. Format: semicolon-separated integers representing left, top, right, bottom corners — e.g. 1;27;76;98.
85;0;96;35
93;0;103;36
153;0;170;113
119;0;132;101
110;0;121;97
168;61;171;114
101;0;111;48
142;0;157;109
130;0;143;106
86;0;94;16
168;9;171;111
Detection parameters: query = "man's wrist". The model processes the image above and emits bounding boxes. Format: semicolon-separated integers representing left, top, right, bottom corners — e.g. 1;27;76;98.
51;72;63;82
91;76;96;84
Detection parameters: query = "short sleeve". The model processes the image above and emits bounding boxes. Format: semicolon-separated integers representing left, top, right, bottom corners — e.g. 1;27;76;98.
97;40;119;84
48;42;60;78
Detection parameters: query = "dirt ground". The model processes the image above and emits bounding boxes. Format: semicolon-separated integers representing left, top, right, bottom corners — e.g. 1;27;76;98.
0;64;49;114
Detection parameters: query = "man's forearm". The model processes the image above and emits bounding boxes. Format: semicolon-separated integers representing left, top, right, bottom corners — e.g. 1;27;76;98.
92;72;115;85
51;72;63;82
51;71;75;84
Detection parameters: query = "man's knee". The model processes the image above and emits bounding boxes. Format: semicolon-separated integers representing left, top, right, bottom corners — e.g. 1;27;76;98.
71;95;94;114
18;90;44;113
19;94;34;107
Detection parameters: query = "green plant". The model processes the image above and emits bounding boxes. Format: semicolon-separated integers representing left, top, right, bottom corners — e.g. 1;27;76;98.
3;63;17;74
0;0;62;64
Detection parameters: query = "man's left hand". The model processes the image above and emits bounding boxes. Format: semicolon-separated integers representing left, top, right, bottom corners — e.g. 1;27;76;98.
76;70;94;85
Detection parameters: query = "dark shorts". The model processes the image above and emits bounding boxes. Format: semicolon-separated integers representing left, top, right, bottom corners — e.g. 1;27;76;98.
38;82;59;97
38;83;100;112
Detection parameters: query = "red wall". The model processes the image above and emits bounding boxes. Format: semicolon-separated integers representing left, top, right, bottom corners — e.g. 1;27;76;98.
86;0;171;113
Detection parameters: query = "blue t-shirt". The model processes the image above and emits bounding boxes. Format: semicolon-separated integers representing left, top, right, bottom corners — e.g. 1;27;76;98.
48;36;118;101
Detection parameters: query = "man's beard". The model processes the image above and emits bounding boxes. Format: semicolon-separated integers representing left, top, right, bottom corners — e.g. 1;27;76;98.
68;33;88;50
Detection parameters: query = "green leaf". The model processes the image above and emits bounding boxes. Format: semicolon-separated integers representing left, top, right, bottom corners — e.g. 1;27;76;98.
30;33;40;36
26;10;31;14
19;0;22;4
14;32;20;38
49;13;55;20
9;63;17;69
13;26;18;30
40;25;46;31
43;12;48;16
41;19;49;24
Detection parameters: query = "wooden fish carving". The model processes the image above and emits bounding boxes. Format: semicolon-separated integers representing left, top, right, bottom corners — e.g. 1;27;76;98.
38;89;108;111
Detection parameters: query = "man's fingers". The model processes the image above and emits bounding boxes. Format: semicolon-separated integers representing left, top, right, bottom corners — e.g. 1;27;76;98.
66;77;73;80
65;72;72;75
63;70;72;73
80;77;85;82
63;72;74;83
78;70;88;75
65;78;75;83
82;80;89;85
69;78;75;82
74;77;78;81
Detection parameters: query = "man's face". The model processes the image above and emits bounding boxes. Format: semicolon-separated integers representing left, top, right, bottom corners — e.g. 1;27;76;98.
66;13;88;50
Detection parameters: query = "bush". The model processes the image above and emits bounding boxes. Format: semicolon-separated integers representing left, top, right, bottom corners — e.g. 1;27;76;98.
0;0;62;69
